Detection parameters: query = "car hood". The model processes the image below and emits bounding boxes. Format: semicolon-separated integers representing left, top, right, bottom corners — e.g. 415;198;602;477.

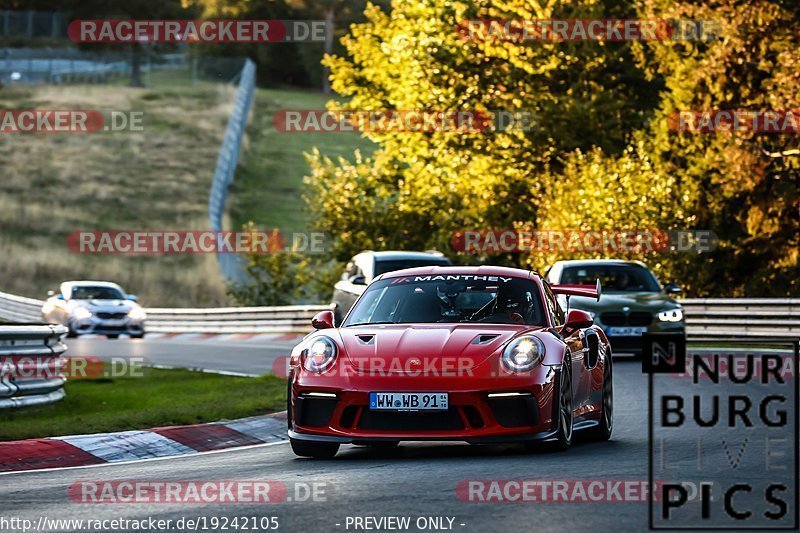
565;292;680;313
69;299;137;312
337;323;533;374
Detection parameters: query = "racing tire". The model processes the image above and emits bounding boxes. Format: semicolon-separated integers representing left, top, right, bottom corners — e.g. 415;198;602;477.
290;438;339;459
130;333;145;339
106;334;119;339
286;381;293;430
66;329;78;338
552;360;574;451
587;356;613;442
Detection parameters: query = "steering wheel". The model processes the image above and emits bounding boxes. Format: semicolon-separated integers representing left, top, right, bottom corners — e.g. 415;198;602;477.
508;312;525;324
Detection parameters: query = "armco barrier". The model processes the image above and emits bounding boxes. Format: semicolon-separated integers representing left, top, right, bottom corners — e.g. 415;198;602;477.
144;305;332;333
0;290;328;333
0;290;43;323
0;289;797;338
682;298;800;340
0;324;68;408
208;58;256;282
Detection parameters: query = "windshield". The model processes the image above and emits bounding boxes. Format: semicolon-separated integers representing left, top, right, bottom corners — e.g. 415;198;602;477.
70;286;125;300
373;258;451;276
561;264;661;292
343;274;545;326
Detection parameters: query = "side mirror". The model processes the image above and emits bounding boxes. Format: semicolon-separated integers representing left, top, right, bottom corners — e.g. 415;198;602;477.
311;310;335;330
349;275;366;285
127;294;138;302
664;283;682;294
47;290;55;297
565;309;594;330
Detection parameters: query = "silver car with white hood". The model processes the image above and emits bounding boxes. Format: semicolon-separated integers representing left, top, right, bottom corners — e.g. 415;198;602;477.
41;281;146;338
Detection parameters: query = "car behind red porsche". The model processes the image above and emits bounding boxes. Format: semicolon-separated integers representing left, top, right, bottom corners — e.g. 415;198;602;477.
287;266;613;459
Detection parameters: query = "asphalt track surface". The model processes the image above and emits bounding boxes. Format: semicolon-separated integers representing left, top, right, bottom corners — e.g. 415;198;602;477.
1;338;796;532
66;336;295;375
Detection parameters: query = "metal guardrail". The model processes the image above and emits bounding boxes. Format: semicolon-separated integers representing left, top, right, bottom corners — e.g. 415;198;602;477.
0;290;44;323
0;289;797;338
0;324;68;409
0;290;327;333
145;305;331;333
208;58;256;282
682;298;800;340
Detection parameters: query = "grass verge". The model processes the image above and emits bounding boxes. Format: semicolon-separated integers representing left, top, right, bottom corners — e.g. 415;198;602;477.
0;74;234;307
230;88;375;233
1;74;372;305
0;364;286;441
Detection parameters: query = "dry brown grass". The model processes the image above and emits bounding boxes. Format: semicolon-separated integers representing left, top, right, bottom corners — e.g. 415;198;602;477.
0;82;237;306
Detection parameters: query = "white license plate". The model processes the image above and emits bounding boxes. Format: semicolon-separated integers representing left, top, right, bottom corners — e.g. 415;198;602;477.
605;326;647;337
369;392;448;411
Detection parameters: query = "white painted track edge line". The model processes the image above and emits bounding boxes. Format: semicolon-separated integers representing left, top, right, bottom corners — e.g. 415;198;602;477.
148;364;261;378
0;439;289;477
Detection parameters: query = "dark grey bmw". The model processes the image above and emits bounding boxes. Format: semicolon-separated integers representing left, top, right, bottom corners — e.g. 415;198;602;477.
545;260;685;355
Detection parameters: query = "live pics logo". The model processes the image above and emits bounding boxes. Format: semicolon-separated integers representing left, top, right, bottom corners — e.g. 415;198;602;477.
646;336;799;530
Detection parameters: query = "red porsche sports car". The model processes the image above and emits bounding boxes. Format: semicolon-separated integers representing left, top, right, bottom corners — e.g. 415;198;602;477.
287;266;613;459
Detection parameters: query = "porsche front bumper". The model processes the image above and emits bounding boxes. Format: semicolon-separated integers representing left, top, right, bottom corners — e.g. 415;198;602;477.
289;364;567;444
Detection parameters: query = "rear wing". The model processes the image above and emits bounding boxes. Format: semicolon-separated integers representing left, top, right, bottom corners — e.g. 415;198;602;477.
550;280;602;301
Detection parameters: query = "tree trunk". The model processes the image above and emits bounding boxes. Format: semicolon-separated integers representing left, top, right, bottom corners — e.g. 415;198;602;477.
322;7;335;94
129;42;145;88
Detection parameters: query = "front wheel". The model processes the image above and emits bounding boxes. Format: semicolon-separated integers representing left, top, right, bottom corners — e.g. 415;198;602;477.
106;334;119;339
130;333;145;339
290;438;339;459
553;360;574;451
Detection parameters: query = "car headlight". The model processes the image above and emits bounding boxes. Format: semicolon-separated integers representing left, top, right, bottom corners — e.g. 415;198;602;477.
128;307;146;320
302;336;338;373
73;307;92;320
502;336;545;373
657;308;683;322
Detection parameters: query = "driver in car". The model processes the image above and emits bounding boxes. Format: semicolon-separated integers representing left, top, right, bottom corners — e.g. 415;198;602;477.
479;288;535;324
